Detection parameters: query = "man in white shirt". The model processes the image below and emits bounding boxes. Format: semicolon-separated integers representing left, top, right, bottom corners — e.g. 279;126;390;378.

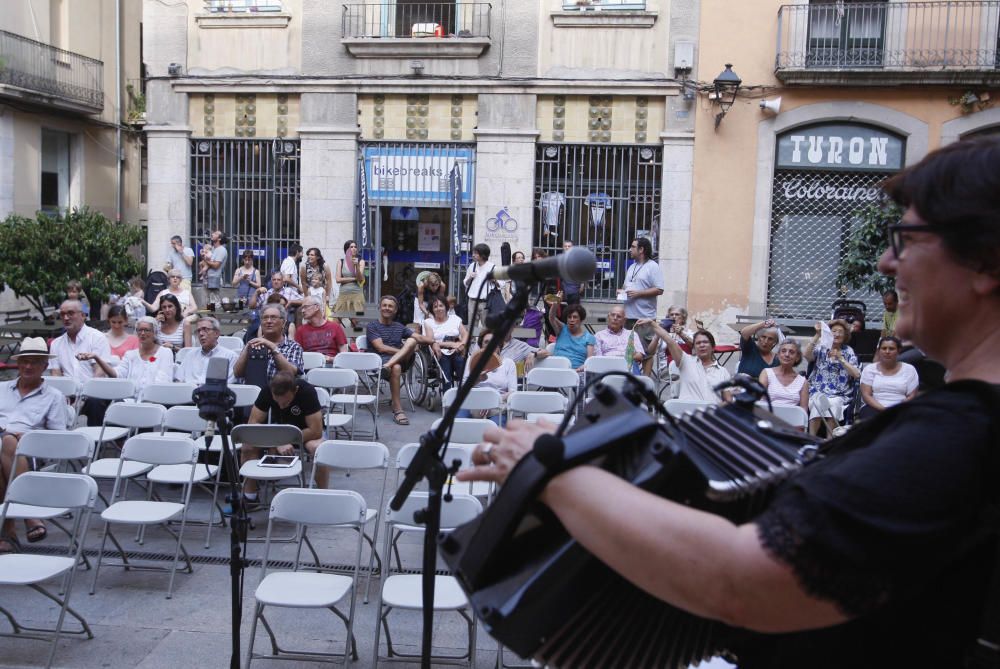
1;338;70;550
280;243;303;290
463;243;495;326
48;300;112;425
176;316;238;384
168;235;195;291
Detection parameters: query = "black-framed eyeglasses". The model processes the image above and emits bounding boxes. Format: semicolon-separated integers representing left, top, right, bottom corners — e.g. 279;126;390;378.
887;223;940;259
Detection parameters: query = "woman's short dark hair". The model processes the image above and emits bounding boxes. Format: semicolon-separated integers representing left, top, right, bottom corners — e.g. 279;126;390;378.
531;247;548;260
883;135;1000;273
473;243;491;260
878;335;903;350
693;329;716;348
158;293;183;323
427;296;447;315
107;304;128;320
564;304;587;321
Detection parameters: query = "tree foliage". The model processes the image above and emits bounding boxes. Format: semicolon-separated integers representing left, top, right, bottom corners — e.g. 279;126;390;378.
837;200;900;297
0;208;145;317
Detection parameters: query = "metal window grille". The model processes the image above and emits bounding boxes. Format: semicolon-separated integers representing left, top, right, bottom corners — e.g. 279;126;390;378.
767;169;893;321
189;138;300;279
533;143;662;300
357;142;476;306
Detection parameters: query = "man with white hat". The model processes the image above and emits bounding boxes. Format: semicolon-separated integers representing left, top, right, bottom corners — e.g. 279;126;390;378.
48;299;112;425
0;337;70;554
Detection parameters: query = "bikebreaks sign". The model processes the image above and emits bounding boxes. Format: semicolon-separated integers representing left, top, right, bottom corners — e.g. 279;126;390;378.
364;146;474;204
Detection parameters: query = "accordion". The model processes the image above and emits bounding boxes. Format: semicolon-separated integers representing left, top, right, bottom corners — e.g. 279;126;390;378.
439;379;821;668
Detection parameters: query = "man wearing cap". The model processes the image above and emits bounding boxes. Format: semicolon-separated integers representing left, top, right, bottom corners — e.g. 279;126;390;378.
48;299;112;426
0;338;70;553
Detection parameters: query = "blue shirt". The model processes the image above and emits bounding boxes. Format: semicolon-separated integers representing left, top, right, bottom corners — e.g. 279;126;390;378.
554;327;596;368
366;320;414;363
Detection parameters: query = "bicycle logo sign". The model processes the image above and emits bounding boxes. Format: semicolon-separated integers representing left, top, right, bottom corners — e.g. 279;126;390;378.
486;207;518;233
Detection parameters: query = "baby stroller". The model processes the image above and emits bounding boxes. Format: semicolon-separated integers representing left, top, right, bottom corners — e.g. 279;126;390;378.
831;299;879;363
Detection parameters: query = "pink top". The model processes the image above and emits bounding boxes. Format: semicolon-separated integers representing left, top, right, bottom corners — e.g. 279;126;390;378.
110;335;140;359
764;367;806;408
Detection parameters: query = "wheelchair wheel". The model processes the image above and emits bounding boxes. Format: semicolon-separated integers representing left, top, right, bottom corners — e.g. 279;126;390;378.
405;348;429;407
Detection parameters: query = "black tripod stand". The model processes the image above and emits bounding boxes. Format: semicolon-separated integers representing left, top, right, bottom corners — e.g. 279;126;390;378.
389;281;533;669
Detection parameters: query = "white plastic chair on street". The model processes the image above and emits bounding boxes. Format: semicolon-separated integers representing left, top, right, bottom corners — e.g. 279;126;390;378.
141;382;197;407
757;402;809;430
302;351;326;371
506;390;566;423
0;472;99;668
306;368;358;439
332;353;383;439
664;398;716;418
218;336;244;352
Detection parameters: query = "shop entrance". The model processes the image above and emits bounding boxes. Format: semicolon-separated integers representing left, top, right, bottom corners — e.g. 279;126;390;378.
380;205;454;300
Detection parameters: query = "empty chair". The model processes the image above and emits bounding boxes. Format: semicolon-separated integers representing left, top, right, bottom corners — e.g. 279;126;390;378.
373;491;483;668
506;390;566;423
664;398;716;418
525;368;580;413
0;472;99;668
309;440;391;602
306;368;358;439
43;376;78;398
140;382;197;407
90;435;199;598
441;387;502;415
72;378;137;440
81;402;166;486
532;355;572;370
332;353;383;439
217;336;244;352
302;351;326;371
245;489;367;667
430;417;495;447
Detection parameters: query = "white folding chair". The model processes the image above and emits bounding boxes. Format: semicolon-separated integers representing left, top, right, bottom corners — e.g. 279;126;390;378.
758;402;809;430
355;335;368;351
441;387;502;416
245;489;367;667
583;355;628;375
5;431;94;554
302;350;326;371
664;398;717;418
233;424;306;542
173;347;197;364
43;376;78;398
72;378;137;441
140;382;197;407
430;417;494;447
332;353;383;439
218;336;244;352
532;355;572;370
309;440;391;602
506;390;566;423
81;402;167;506
159;405;229;548
306;368;358;439
373;491;483;668
90;435;199;598
231;383;262;409
525;367;580;412
0;472;99;668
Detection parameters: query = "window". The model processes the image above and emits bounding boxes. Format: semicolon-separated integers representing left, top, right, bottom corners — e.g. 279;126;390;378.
204;0;282;12
41;129;71;214
563;0;646;9
807;0;887;67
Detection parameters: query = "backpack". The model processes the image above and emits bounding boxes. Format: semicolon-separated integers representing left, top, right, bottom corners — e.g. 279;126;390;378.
144;271;169;312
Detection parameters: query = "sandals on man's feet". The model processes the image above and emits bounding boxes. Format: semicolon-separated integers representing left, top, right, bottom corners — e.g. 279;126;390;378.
25;523;47;544
0;534;20;555
392;411;410;426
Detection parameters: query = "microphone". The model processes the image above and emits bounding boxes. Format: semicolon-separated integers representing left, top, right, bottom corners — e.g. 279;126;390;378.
489;246;596;284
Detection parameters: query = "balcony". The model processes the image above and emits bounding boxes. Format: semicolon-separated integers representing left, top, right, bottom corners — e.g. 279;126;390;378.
0;29;104;113
776;1;1000;86
341;2;492;58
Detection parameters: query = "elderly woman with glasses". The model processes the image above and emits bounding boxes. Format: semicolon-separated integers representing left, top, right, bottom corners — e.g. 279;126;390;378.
457;137;1000;668
144;268;199;319
83;316;176;394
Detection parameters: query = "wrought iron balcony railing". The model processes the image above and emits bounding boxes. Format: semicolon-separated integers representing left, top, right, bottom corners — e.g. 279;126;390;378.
0;29;104;111
776;1;1000;84
342;2;492;39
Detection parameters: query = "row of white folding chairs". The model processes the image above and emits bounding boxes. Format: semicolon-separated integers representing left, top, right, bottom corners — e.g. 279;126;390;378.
664;398;809;429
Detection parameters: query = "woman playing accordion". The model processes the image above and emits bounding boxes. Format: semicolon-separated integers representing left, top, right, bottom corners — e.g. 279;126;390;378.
458;137;1000;668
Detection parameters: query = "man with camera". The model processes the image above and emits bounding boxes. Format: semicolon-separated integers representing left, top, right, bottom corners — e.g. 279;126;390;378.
233;303;304;390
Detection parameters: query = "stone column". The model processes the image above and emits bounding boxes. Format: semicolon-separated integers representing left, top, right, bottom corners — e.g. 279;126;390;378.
298;93;359;265
0;110;12;217
659;132;695;315
145;126;191;272
474;94;539;261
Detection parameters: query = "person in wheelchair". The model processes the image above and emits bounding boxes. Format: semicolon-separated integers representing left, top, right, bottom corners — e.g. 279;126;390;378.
422;296;468;392
367;295;432;426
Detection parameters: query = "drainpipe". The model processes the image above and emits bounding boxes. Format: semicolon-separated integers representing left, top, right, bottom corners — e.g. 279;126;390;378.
115;0;122;222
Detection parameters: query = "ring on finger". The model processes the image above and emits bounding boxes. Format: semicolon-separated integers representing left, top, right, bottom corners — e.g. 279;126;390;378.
482;443;494;460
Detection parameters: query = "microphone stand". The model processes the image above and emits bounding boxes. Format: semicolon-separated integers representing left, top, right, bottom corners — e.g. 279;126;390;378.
389;280;532;669
216;411;247;669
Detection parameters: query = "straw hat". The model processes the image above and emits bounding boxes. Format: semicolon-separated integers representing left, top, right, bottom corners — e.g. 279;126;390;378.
11;337;55;359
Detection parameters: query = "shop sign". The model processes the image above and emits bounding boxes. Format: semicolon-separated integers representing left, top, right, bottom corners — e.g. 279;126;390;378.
776;176;883;204
364;146;475;204
777;124;904;172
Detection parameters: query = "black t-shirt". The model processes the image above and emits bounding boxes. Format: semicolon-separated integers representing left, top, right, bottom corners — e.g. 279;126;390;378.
252;379;321;431
737;381;1000;668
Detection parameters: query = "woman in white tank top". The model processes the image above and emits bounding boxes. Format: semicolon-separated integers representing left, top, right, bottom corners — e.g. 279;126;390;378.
759;340;809;411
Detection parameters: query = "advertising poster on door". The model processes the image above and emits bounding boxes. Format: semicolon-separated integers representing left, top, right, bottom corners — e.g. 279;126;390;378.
418;223;441;252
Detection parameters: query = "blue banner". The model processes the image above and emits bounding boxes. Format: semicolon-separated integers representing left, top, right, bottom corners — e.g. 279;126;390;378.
358;159;370;248
449;162;462;257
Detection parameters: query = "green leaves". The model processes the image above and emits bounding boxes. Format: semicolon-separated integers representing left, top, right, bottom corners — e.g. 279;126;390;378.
0;208;145;317
837;201;900;297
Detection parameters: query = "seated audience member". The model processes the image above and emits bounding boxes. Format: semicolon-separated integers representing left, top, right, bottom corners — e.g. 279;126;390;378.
805;319;861;435
460;330;518;425
594;304;645;370
499;329;550;377
422;296;468;391
234;303;304;390
84;316;175;396
49;299;112;426
759;339;809;414
155;293;191;353
105;305;139;359
737;318;780;379
547;303;596;372
250;271;303;314
640;319;731;403
175;316;238;384
858;335;918;420
881;290;899;337
366;296;431;426
144;268;199;319
294;296;347;365
236;372;323;507
121;277;147;324
0;339;70;552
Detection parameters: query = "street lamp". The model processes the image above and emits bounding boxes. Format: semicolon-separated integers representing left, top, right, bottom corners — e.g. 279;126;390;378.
712;63;742;129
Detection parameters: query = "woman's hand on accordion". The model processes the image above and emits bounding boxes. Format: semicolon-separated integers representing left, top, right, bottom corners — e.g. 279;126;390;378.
456;418;558;485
